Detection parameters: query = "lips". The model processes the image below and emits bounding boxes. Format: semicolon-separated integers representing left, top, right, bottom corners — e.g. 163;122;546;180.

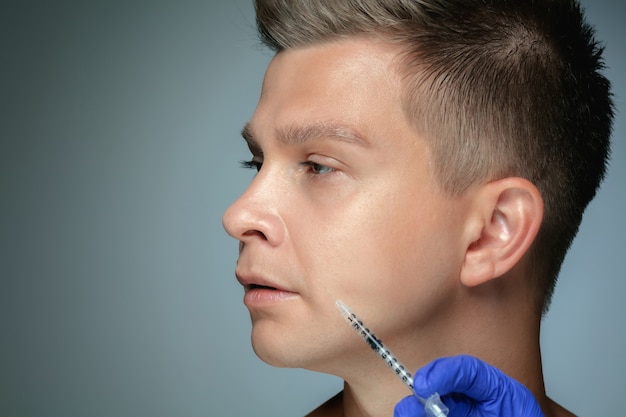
236;271;288;292
235;271;299;306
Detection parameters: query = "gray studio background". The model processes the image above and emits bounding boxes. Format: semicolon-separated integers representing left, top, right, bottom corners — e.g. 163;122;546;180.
1;1;624;416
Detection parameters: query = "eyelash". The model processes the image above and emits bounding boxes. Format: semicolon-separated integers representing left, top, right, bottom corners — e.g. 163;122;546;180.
239;159;334;175
239;159;262;172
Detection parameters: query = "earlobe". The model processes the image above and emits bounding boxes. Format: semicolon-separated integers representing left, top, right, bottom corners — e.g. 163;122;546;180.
460;178;544;287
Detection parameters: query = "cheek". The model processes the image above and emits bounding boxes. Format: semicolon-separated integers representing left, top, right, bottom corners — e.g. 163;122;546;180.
284;175;459;297
332;195;455;302
294;191;430;290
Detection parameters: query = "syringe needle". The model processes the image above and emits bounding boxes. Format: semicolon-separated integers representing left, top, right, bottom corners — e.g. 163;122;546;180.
335;300;449;417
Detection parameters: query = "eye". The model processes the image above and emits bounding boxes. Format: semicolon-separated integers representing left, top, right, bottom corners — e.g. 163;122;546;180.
239;159;262;172
303;161;335;175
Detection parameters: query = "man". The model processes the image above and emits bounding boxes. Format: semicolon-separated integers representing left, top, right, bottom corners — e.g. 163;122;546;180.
222;0;613;415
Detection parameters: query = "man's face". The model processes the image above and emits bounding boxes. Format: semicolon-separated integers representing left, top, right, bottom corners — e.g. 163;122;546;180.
223;38;469;374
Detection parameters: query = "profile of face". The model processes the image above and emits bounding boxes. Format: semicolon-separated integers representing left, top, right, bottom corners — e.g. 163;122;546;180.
222;37;471;376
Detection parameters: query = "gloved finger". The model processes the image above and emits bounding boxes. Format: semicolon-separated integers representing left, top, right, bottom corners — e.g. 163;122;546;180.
412;355;504;403
394;392;475;417
393;395;427;417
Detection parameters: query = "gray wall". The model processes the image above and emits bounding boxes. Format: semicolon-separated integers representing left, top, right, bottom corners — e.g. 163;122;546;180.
1;1;623;416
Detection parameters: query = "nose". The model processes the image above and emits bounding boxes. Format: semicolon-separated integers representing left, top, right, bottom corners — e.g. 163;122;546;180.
222;172;286;247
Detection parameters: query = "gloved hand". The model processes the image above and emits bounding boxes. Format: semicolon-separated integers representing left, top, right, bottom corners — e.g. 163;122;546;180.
393;355;545;417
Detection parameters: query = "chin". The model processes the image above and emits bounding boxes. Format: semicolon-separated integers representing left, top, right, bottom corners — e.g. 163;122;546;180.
249;324;318;367
249;321;356;375
250;325;304;368
252;345;291;368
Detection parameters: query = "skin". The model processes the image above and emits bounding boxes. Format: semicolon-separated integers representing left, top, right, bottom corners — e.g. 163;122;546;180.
223;37;574;417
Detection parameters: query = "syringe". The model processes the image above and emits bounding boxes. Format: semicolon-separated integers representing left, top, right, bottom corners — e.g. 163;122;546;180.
336;300;449;417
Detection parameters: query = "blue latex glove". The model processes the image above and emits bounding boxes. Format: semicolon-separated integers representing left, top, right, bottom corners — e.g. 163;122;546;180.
393;355;545;417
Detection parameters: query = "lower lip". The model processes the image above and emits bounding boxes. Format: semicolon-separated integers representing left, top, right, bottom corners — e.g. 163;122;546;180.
243;287;299;307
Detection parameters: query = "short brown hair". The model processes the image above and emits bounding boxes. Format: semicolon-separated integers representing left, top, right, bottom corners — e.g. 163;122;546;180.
254;0;614;314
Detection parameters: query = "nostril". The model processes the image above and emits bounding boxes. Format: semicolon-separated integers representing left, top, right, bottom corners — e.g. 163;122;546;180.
242;229;269;241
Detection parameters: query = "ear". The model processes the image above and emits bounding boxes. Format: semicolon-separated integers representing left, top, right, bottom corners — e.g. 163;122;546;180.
460;177;543;287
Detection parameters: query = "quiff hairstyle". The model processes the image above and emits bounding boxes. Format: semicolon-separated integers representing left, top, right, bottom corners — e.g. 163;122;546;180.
254;0;614;314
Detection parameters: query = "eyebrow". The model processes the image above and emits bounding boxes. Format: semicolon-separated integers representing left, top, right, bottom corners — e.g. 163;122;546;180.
241;122;370;152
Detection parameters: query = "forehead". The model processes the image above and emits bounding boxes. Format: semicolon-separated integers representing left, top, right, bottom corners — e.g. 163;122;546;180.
265;37;402;88
249;37;411;144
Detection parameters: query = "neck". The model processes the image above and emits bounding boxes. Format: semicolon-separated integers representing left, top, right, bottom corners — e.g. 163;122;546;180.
340;360;413;417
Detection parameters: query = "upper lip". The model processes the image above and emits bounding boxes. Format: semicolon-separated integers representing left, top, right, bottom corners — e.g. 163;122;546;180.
235;270;295;293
